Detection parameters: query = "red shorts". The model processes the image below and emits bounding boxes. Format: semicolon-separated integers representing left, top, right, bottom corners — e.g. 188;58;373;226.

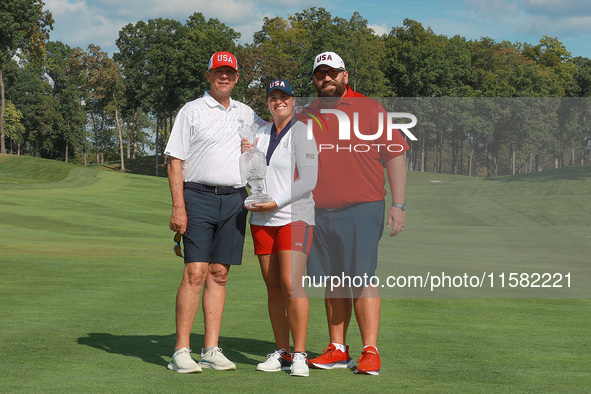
251;221;313;255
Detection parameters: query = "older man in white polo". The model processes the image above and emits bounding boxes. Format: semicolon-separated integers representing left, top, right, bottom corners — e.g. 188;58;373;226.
164;51;265;373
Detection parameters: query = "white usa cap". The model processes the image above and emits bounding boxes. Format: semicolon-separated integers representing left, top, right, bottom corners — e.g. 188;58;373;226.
313;51;346;72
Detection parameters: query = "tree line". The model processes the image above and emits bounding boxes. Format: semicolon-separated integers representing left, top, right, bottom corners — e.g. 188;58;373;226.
1;1;590;176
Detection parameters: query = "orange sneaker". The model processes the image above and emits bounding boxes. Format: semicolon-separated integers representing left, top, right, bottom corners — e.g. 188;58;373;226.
354;346;381;375
309;343;355;369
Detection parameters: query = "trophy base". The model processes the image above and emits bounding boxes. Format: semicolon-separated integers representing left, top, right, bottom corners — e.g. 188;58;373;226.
244;193;273;208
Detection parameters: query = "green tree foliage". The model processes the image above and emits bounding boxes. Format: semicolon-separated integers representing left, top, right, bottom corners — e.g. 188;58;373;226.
2;100;25;152
339;12;389;96
181;13;240;101
45;41;86;162
566;57;591;97
114;13;240;174
71;45;126;169
3;8;590;175
384;19;590;174
7;62;60;157
385;19;475;97
245;7;388;117
0;0;53;154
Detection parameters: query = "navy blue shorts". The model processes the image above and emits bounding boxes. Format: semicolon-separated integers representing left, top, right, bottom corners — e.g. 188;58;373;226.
182;187;248;265
307;200;385;281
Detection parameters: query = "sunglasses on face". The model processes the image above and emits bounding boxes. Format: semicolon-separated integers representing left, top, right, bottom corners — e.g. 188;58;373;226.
314;68;343;80
174;231;183;258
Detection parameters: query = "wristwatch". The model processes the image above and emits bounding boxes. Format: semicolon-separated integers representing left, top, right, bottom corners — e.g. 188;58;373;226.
392;202;406;211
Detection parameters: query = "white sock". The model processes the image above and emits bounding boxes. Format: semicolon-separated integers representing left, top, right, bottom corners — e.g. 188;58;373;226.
363;345;379;353
331;342;346;352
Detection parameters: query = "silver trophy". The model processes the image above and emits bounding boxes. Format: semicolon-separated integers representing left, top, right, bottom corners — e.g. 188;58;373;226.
239;124;272;208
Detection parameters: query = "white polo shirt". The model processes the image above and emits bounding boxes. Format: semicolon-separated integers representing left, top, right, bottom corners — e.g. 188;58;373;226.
249;120;318;226
164;92;265;188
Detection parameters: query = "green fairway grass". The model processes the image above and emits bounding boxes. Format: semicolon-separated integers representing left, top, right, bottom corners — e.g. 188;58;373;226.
1;154;589;392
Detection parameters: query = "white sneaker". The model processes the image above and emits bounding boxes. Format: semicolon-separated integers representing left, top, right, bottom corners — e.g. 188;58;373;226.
200;347;236;370
290;352;309;377
256;349;292;372
167;348;202;373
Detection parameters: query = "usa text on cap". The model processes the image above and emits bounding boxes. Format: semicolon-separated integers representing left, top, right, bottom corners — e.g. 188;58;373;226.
266;79;295;97
313;51;345;72
209;51;238;71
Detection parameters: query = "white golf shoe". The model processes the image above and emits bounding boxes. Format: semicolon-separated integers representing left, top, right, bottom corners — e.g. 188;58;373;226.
200;347;236;370
290;352;309;377
256;349;292;372
167;348;202;373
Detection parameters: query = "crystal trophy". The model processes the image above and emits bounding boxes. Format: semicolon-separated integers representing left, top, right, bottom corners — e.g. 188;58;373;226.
239;124;272;208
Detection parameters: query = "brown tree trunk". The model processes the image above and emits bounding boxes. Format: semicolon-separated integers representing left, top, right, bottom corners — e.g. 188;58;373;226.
114;101;125;172
421;133;426;172
0;68;5;154
155;116;159;177
133;109;138;160
469;146;474;177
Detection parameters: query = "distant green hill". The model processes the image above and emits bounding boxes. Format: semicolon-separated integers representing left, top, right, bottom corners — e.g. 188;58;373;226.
97;155;169;177
0;154;79;184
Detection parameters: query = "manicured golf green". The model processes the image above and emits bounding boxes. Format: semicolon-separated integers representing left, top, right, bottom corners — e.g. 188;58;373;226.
0;154;589;392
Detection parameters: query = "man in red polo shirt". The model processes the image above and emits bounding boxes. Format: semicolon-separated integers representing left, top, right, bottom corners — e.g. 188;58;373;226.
304;51;409;375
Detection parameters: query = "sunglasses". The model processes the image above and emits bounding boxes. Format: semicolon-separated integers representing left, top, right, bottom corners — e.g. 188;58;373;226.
314;68;343;80
174;231;183;258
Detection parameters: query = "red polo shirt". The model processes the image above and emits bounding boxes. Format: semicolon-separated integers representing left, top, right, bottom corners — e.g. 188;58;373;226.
298;86;410;209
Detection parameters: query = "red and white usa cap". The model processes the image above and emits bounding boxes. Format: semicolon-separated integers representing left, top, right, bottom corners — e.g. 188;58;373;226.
208;51;238;71
313;51;346;72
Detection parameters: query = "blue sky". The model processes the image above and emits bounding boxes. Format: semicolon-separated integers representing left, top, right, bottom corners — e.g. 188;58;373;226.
44;0;591;58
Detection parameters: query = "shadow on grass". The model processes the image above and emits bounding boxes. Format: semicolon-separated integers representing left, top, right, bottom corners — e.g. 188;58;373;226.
77;332;277;368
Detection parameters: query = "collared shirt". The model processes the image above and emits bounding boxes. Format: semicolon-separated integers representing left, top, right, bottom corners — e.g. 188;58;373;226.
300;85;410;209
165;91;266;188
249;119;318;227
265;117;295;166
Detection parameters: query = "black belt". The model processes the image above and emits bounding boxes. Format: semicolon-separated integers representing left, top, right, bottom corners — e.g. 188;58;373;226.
184;182;243;195
316;202;362;212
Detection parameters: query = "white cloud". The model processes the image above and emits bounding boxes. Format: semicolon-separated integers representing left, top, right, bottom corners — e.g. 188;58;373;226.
76;0;266;26
41;0;591;59
462;0;519;22
45;0;125;52
44;0;87;16
520;0;591;16
43;0;270;54
461;0;591;39
560;15;591;32
368;23;389;36
43;0;325;53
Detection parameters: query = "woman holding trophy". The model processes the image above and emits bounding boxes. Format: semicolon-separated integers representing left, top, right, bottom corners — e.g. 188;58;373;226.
241;79;318;377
